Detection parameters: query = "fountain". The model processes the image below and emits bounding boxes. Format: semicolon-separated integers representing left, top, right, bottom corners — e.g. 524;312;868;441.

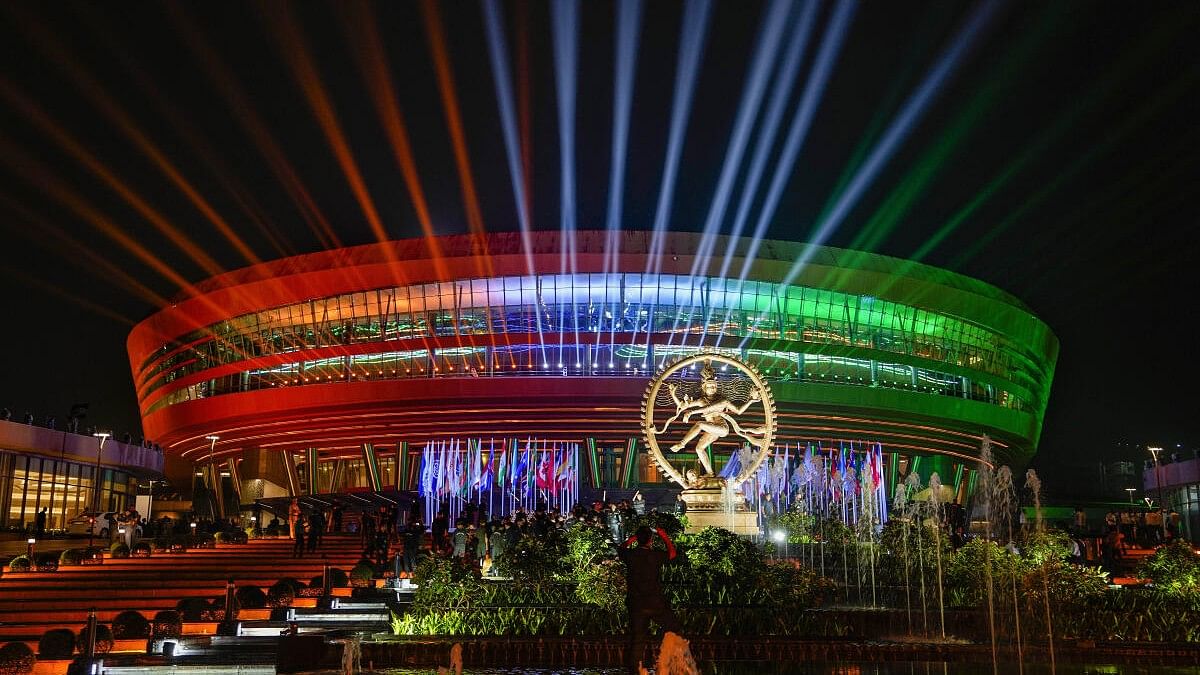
1026;468;1055;674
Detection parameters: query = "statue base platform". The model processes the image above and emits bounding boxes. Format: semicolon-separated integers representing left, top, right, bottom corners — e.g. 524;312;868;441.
680;487;759;535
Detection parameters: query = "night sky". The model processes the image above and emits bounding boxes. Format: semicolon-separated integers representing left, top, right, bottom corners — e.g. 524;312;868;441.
0;2;1196;496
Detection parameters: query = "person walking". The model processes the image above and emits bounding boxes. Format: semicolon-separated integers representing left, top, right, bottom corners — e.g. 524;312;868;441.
618;525;683;674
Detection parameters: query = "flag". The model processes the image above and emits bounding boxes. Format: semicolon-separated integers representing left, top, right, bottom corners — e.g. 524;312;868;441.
535;451;554;491
514;442;530;489
496;443;508;488
480;439;494;492
419;444;432;496
472;440;483;491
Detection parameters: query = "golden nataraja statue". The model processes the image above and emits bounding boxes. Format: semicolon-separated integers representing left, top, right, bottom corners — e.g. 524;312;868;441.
641;352;776;490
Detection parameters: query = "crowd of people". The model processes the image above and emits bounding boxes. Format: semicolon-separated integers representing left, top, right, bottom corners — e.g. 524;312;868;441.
270;493;673;574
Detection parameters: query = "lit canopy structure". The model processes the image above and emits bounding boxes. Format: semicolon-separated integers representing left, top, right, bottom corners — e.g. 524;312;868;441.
127;231;1057;496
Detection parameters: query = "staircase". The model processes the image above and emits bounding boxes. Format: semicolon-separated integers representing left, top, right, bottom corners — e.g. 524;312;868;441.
0;534;387;656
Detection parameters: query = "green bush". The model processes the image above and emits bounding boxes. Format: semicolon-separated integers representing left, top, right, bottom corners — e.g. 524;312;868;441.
58;549;83;566
7;555;31;572
563;524;615;572
1138;540;1200;596
575;558;625;611
37;629;75;659
74;623;112;655
150;611;182;639
0;641;35;675
1020;529;1072;566
110;611;150;639
235;586;267;609
624;512;686;541
495;531;568;581
350;562;376;585
175;598;210;621
945;538;1024;608
267;578;302;608
109;542;130;559
682;527;762;576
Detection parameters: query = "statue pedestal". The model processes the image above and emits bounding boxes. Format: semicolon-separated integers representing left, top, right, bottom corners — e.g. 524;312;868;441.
680;488;759;535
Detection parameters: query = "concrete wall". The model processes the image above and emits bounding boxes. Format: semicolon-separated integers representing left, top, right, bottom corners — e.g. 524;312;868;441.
0;419;163;475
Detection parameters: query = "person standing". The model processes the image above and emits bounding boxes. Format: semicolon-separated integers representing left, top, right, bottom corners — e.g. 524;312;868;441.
292;515;306;558
331;500;344;534
288;498;301;539
402;519;424;574
632;491;646;516
35;507;47;540
618;525;683;674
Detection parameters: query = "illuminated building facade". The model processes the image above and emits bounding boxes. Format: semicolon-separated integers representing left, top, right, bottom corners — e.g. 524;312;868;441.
127;231;1057;505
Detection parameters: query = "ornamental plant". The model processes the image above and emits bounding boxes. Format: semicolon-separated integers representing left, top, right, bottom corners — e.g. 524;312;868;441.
1138;540;1200;597
58;549;83;566
0;641;35;675
75;623;113;655
109;542;130;559
7;555;31;572
110;611;150;640
235;586;267;609
37;629;75;659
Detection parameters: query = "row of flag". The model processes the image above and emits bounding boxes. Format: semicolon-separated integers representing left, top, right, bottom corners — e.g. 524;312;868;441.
417;438;577;499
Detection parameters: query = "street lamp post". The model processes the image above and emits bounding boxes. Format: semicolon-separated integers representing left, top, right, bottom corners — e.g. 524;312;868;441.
92;432;110;514
1149;447;1166;540
1125;487;1136;504
205;435;220;521
27;538;35;558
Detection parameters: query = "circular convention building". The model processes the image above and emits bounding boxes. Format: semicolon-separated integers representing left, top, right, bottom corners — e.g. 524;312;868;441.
127;231;1057;511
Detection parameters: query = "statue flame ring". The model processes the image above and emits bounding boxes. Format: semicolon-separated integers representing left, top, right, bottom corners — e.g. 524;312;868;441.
640;352;777;490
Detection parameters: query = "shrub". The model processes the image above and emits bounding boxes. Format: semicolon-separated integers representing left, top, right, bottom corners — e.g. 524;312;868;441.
81;547;105;565
109;542;130;559
58;549;83;566
945;538;1024;608
74;623;113;655
110;611;150;639
563;524;615;572
7;555;31;572
190;534;216;549
0;641;35;675
35;553;58;572
575;558;626;611
350;562;376;586
1021;529;1072;566
131;542;152;558
267;578;302;608
235;586;267;609
175;598;210;621
682;527;762;576
624;512;686;540
37;629;75;659
215;531;247;545
150;611;182;639
494;531;568;581
308;568;348;589
1138;540;1200;596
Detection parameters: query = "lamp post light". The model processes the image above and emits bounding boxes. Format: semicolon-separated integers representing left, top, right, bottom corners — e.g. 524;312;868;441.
1126;487;1136;504
1149;447;1167;539
92;432;110;514
27;538;35;558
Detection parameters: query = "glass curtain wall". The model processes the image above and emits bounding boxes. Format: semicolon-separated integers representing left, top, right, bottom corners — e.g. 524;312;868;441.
0;452;130;530
137;274;1035;399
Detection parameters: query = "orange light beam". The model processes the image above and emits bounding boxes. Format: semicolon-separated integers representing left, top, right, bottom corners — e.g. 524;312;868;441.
9;10;262;267
0;265;134;326
344;3;448;281
0;192;171;309
420;0;493;253
0;79;230;279
167;3;342;251
0;134;262;366
272;6;392;252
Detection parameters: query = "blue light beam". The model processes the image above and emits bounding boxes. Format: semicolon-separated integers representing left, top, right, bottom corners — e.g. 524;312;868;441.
739;0;1003;350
